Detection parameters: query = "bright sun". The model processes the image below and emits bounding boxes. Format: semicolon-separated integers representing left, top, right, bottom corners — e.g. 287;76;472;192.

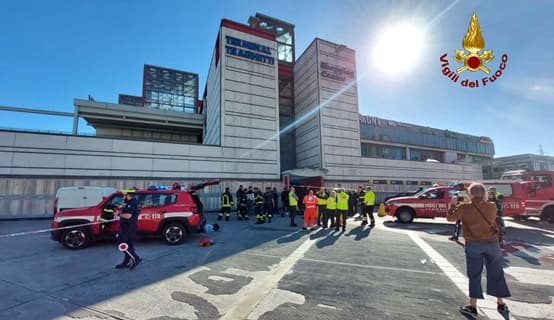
372;23;426;75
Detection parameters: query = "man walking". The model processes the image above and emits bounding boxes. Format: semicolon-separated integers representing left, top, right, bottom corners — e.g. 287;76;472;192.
115;192;142;270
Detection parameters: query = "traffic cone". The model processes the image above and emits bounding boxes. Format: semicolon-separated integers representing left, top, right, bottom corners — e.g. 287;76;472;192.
377;203;386;217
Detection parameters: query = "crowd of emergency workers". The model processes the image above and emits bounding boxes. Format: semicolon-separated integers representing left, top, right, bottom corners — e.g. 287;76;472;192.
218;184;377;231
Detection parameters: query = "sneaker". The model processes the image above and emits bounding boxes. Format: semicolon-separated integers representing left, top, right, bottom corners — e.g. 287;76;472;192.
115;262;129;269
370;223;375;227
497;303;509;312
449;236;459;241
459;305;477;318
334;227;339;231
342;227;346;232
302;227;307;230
129;257;143;271
361;221;368;226
290;223;298;227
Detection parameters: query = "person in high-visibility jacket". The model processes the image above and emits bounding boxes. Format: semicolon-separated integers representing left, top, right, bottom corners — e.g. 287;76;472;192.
302;190;318;230
315;187;328;227
325;190;337;228
362;186;376;227
218;187;234;221
288;186;299;227
336;188;349;232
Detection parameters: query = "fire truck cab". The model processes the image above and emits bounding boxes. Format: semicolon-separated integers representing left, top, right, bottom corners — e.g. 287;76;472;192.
502;170;554;222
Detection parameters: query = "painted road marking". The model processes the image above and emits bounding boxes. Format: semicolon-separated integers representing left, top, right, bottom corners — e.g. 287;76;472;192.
409;233;517;320
220;233;317;320
301;257;439;275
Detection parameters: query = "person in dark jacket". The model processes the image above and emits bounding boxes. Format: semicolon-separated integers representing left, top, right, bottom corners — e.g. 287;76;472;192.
237;186;248;220
115;192;142;270
281;187;289;217
272;187;280;217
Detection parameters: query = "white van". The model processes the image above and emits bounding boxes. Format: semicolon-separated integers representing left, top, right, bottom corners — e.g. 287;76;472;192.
54;186;117;214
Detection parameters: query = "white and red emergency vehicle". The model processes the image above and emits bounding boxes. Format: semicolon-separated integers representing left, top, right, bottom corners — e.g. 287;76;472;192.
385;181;527;223
502;170;554;222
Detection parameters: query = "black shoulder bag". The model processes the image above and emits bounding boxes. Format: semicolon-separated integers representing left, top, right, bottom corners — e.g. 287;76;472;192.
472;203;499;236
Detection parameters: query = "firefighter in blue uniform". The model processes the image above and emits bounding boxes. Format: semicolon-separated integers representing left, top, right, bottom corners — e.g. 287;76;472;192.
115;191;142;270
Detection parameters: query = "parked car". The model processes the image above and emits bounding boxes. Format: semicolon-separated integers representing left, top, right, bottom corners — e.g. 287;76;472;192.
51;180;219;249
54;186;117;214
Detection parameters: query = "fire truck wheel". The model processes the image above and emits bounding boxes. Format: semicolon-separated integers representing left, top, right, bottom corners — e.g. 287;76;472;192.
162;222;187;245
61;227;90;249
542;206;554;224
396;208;414;223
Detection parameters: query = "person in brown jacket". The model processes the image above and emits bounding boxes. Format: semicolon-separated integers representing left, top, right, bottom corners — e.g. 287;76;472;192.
447;182;511;318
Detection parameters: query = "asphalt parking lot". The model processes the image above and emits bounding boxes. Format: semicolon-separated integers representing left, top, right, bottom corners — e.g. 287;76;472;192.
1;214;553;320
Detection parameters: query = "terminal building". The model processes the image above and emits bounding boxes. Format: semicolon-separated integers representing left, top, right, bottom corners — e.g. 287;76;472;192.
0;13;493;217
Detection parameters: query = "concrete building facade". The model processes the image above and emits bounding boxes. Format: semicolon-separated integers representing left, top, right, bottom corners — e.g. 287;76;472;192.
0;14;491;218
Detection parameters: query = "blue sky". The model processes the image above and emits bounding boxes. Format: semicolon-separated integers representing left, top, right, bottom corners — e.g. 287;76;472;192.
1;0;553;157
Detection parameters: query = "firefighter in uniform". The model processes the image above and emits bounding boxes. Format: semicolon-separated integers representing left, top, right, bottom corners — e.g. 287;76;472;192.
361;186;376;227
315;187;328;227
237;186;248;220
115;191;142;270
218;187;234;221
336;188;349;232
100;203;117;232
263;186;274;223
254;187;265;224
450;183;469;241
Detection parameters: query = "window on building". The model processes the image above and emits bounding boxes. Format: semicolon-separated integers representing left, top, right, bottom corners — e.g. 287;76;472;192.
361;143;406;160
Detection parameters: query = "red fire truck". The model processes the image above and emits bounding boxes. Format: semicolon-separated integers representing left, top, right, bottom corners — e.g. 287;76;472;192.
501;170;554;222
385;181;527;223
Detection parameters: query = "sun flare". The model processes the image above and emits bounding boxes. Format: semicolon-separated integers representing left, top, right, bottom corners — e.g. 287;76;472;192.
372;23;426;75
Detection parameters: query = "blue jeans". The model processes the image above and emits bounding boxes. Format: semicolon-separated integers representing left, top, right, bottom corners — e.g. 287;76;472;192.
465;240;511;299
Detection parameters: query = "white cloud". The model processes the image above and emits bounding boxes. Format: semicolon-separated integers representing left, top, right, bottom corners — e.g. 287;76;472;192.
500;77;554;105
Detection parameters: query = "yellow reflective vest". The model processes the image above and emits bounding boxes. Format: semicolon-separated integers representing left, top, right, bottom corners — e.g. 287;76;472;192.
337;191;349;210
289;191;298;207
364;190;376;206
326;196;337;210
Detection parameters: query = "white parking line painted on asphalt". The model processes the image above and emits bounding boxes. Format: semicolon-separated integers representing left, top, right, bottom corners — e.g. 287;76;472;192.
301;257;439;275
220;232;317;320
408;233;517;320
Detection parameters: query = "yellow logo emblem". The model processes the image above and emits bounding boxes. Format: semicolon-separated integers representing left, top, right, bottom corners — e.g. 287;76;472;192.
454;13;494;74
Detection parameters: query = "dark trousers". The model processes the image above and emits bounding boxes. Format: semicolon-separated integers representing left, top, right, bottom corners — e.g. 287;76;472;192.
118;222;139;264
335;210;348;230
263;203;273;220
289;206;297;225
218;206;231;219
316;205;326;225
362;205;375;224
324;209;335;227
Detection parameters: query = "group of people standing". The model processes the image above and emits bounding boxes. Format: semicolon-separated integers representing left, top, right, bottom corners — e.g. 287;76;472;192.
219;185;282;224
218;184;378;233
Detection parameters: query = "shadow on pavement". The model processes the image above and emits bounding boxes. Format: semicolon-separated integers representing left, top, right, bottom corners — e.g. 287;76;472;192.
344;225;373;241
315;230;343;249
